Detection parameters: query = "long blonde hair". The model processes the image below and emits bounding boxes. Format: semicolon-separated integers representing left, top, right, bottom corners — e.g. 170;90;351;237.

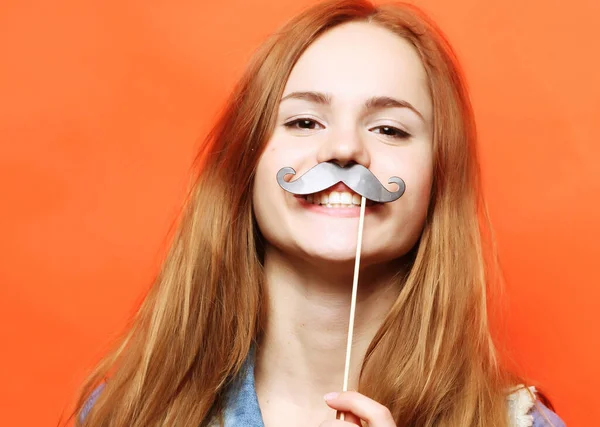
74;1;524;425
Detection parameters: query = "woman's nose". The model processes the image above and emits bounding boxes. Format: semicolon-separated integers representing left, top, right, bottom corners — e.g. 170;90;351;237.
316;127;371;168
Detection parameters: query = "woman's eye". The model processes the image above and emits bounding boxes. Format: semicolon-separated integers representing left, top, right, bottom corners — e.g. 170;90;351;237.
371;125;411;139
284;118;324;131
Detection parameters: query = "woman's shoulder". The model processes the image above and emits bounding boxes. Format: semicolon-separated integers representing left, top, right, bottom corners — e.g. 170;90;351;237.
530;401;566;427
507;385;566;427
81;381;566;426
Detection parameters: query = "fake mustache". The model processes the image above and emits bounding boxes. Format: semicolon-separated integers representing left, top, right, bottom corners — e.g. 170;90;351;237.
276;162;405;203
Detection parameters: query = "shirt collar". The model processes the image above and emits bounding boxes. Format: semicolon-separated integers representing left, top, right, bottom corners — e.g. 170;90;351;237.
221;346;265;427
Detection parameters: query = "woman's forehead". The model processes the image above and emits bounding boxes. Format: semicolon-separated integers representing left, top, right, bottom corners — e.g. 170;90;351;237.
282;22;432;121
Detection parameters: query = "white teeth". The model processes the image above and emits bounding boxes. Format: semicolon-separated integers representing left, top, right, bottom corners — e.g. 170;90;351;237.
306;189;364;207
340;192;352;204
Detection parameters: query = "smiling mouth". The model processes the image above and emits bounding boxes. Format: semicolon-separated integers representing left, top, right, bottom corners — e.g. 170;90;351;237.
300;188;378;208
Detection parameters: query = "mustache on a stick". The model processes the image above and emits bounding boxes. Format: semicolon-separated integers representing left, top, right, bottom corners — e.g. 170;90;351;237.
276;162;405;203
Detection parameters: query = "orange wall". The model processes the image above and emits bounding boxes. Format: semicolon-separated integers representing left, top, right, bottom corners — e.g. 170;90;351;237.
0;0;597;425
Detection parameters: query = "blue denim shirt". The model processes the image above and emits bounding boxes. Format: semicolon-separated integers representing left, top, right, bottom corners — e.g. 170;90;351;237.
83;348;566;426
218;346;264;427
218;348;565;427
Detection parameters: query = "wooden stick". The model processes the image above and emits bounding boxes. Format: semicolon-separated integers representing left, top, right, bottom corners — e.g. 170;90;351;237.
337;196;366;422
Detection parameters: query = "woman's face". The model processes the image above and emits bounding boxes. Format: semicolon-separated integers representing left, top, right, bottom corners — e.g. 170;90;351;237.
253;22;434;268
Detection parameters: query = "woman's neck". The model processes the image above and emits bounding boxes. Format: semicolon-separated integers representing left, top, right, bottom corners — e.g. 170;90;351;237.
254;245;403;426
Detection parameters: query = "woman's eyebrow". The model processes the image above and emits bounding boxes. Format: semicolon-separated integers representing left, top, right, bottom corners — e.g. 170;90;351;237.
364;96;424;121
280;91;424;121
280;91;332;105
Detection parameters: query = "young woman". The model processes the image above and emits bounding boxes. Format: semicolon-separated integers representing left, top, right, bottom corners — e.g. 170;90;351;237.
74;1;566;426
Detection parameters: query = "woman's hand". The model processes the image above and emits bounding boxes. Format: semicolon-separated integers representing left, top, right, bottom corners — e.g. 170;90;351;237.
320;391;396;426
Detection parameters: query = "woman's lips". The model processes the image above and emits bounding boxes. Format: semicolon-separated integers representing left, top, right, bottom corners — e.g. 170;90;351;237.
294;194;381;218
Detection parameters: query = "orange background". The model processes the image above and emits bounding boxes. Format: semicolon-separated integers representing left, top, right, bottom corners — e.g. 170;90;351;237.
0;0;598;425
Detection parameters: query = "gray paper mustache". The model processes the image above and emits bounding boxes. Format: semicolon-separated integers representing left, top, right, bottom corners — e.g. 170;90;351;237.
276;162;405;203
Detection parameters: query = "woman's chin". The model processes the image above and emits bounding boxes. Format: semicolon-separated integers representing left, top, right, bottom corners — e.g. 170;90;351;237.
296;241;409;271
309;251;357;264
298;245;365;268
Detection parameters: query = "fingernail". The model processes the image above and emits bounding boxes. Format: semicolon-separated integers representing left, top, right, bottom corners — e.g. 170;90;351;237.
324;392;339;401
